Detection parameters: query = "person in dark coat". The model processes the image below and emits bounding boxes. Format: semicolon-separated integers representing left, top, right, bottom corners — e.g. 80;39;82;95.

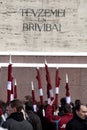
0;108;5;126
2;99;33;130
66;103;87;130
58;97;67;116
25;101;42;130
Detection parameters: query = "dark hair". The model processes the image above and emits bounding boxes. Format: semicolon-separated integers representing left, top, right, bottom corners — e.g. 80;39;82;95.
24;95;33;103
10;99;24;112
60;97;66;106
74;99;81;111
75;99;81;106
63;103;72;113
25;101;33;111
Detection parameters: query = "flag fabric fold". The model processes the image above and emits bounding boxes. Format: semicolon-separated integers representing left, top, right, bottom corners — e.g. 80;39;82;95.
45;62;54;104
36;67;44;106
7;55;13;103
14;79;17;99
55;68;61;106
65;73;71;104
31;81;37;112
36;67;45;116
10;77;14;101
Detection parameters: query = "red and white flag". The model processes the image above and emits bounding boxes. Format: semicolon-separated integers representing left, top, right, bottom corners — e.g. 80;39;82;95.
45;61;54;104
36;67;45;117
14;79;17;99
55;67;61;105
36;67;44;106
65;73;71;104
10;77;14;101
7;54;13;103
31;81;37;112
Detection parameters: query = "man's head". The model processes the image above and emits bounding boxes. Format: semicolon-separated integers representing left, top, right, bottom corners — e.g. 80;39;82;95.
24;95;33;104
60;97;66;106
25;101;33;111
75;104;87;120
8;99;24;115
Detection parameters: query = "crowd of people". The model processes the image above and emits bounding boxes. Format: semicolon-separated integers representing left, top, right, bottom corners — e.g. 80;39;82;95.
0;96;87;130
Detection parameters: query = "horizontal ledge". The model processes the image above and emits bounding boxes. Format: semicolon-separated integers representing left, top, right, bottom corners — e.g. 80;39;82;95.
0;63;87;68
0;51;87;56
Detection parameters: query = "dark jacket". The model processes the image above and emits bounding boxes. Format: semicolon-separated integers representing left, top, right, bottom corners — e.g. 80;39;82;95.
2;112;33;130
0;116;4;126
26;110;42;130
66;114;87;130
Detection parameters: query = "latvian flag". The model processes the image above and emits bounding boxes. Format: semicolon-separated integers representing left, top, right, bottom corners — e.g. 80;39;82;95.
14;79;17;99
65;73;71;104
31;81;37;112
55;67;61;105
7;54;13;103
45;61;54;104
36;67;45;117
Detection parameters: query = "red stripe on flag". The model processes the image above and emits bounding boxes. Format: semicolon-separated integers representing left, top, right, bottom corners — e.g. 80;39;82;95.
14;79;17;99
45;63;54;103
36;67;44;106
55;68;61;105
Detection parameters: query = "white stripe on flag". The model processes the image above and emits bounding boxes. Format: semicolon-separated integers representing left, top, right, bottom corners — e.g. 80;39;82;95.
66;96;71;104
48;98;51;105
33;104;37;112
11;94;14;101
50;89;54;97
7;81;11;90
39;88;43;96
55;87;59;94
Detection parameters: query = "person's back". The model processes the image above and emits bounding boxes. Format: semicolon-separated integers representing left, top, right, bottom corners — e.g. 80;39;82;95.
46;100;73;130
2;117;33;130
2;99;33;130
56;103;73;130
58;112;73;130
25;101;42;130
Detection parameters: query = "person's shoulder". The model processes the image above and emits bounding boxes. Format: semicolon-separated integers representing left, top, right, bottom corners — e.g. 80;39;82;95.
0;127;8;130
22;120;33;130
2;118;14;127
67;118;73;122
23;119;33;125
66;118;75;126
